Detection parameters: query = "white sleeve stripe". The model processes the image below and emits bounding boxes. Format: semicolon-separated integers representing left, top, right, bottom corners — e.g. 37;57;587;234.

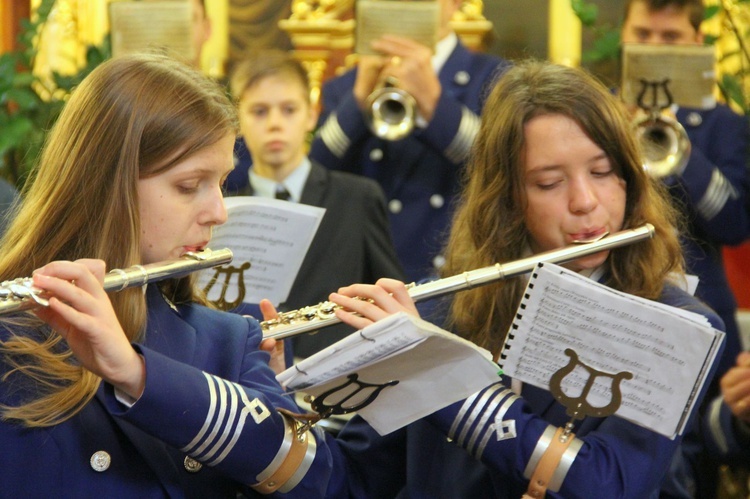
456;385;510;446
465;390;514;451
190;375;230;458
448;390;481;440
202;379;241;464
319;113;351;159
206;381;262;466
182;372;220;453
707;397;730;455
473;394;520;459
696;168;738;220
444;107;480;163
182;373;272;467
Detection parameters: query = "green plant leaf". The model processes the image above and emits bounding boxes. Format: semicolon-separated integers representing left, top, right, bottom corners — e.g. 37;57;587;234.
719;74;748;113
571;0;599;27
4;88;40;111
705;5;721;20
0;116;34;157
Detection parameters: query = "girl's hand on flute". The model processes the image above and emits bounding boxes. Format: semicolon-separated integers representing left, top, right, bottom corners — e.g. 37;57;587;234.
32;259;145;400
329;277;419;330
258;299;286;376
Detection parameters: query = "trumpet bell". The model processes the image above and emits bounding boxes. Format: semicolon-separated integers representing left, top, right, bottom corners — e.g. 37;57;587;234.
634;114;692;178
365;83;417;141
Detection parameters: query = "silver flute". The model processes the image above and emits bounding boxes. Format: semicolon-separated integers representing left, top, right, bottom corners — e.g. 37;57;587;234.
262;224;656;340
0;248;233;315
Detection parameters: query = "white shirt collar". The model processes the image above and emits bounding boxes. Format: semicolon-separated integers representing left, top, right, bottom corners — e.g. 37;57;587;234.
248;157;311;203
432;32;458;75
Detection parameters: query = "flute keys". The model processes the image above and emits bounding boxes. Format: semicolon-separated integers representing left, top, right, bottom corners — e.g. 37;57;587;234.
317;302;338;320
0;278;48;306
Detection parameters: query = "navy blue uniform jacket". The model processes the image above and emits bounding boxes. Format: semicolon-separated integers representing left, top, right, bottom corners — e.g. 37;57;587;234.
672;104;749;381
328;283;724;498
0;286;333;498
309;41;508;282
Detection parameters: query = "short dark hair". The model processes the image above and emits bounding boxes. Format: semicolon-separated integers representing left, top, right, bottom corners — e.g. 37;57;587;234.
623;0;704;32
229;50;310;102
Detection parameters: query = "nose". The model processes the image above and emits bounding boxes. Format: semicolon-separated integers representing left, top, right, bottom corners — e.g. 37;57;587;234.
569;177;597;214
203;186;227;226
267;107;283;129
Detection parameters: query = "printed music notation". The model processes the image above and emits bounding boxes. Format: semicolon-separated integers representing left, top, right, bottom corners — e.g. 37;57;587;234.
499;262;724;439
196;197;324;306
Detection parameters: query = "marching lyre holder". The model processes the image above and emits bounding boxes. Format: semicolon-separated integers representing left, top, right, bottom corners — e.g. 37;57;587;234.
202;261;251;310
523;349;632;498
286;373;401;436
307;373;400;419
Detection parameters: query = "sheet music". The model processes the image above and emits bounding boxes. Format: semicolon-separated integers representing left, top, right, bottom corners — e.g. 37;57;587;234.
499;263;723;438
110;1;193;60
621;44;716;110
355;0;440;55
197;197;324;306
278;312;499;435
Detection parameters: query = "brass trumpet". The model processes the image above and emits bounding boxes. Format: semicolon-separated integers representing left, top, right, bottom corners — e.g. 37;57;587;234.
634;110;691;178
261;224;656;340
632;78;692;178
365;76;417;141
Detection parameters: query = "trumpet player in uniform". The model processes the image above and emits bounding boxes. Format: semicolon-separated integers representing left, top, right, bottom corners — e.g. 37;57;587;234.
621;2;750;496
0;53;336;497
309;0;508;283
621;0;750;391
321;60;725;498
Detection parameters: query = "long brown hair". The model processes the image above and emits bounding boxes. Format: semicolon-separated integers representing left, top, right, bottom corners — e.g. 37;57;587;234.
0;53;238;426
442;60;684;355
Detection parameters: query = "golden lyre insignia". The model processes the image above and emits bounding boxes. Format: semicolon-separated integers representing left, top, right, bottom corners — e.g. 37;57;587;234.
202;262;251;310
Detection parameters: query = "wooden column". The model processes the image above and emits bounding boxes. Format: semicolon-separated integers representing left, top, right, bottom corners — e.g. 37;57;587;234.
1;0;31;53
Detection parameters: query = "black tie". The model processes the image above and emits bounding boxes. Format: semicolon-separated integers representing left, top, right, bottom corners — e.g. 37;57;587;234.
275;186;290;201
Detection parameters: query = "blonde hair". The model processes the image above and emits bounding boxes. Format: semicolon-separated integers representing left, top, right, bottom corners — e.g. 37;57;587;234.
442;60;684;355
0;53;238;426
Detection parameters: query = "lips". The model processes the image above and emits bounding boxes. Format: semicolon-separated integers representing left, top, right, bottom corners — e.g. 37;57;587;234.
183;242;208;253
569;227;607;243
266;140;286;151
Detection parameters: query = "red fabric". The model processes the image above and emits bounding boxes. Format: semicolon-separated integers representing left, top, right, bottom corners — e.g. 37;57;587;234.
724;243;750;309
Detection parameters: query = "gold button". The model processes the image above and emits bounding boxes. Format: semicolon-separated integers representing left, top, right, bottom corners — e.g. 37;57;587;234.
184;456;203;473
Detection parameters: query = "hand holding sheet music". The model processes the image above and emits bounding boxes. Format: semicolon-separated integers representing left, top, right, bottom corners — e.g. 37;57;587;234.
499;262;724;438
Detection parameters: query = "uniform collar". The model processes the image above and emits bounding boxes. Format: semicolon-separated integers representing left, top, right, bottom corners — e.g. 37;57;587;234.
432;32;458;75
248;157;311;203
